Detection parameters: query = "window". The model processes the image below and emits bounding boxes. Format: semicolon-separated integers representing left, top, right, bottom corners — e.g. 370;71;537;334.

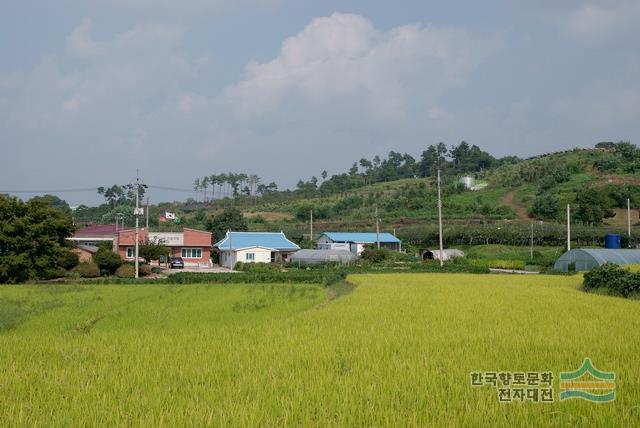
181;248;202;258
126;247;134;258
245;253;255;261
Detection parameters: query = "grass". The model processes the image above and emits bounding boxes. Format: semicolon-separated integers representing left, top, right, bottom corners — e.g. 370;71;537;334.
1;274;639;426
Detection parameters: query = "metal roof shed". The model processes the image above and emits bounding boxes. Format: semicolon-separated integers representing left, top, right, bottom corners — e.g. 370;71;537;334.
553;249;640;272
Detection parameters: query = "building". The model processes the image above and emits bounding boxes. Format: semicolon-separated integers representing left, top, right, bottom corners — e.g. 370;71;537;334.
317;232;402;255
214;231;300;269
71;244;98;263
68;224;118;246
554;249;640;272
115;227;212;267
289;249;357;266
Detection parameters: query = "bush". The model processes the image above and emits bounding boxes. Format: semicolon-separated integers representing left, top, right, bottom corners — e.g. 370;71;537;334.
57;249;80;270
583;263;640;297
139;264;152;276
235;262;281;273
73;262;100;278
115;264;136;278
94;248;123;276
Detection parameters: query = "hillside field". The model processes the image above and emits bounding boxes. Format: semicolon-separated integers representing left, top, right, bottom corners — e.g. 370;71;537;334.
1;274;639;426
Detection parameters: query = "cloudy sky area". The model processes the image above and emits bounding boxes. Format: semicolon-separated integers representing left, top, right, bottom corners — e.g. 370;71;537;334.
1;0;639;204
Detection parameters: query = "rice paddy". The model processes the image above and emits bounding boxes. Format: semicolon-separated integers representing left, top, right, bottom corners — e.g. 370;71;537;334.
1;274;639;426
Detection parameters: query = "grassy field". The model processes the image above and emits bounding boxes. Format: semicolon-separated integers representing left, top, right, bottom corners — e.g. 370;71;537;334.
1;274;639;426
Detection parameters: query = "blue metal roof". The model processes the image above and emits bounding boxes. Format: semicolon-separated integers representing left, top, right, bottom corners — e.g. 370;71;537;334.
214;231;300;251
321;232;401;244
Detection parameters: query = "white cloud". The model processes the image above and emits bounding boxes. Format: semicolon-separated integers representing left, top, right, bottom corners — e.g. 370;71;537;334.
563;2;640;42
225;13;499;119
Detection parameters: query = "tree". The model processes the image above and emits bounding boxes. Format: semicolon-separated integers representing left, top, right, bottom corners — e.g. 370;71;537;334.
574;187;615;226
93;248;123;276
139;239;170;264
29;195;72;215
0;195;76;283
529;193;560;220
206;208;248;241
321;170;328;181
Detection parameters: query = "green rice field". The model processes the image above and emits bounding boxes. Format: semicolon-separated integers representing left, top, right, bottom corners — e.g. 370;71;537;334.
1;274;639;426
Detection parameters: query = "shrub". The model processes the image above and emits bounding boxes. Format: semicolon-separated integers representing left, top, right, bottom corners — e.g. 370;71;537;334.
583;263;640;297
235;262;281;273
115;264;136;278
57;249;80;270
73;262;100;278
94;248;122;276
361;248;388;263
139;264;152;276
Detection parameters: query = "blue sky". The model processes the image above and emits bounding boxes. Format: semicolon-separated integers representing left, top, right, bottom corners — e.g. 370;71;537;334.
1;1;638;204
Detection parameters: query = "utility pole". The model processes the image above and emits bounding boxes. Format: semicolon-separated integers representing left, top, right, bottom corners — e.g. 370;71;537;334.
437;166;444;267
146;197;149;229
310;209;313;246
628;198;632;246
530;223;534;261
134;170;141;279
228;229;233;270
567;204;571;252
375;206;380;249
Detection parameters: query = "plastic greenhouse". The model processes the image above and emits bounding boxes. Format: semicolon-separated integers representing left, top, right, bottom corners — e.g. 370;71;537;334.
289;249;357;266
553;249;640;272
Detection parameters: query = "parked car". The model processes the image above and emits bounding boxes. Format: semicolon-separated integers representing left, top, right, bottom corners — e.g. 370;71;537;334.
169;257;184;269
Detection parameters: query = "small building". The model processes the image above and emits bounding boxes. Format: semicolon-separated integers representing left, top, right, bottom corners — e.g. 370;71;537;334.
214;231;300;269
290;249;357;266
317;232;401;255
115;227;212;267
554;248;640;272
71;244;99;263
420;248;465;261
68;224;118;246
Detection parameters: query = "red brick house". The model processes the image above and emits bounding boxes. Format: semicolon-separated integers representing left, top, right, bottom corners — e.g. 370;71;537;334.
115;228;212;266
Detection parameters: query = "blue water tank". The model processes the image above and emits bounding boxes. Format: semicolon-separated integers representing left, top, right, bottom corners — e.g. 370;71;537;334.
604;234;622;249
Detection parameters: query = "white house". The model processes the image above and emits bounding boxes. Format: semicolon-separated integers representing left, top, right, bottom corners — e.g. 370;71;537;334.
213;231;300;269
317;232;402;256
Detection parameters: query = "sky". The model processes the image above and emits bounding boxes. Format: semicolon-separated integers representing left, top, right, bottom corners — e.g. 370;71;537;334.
1;0;639;205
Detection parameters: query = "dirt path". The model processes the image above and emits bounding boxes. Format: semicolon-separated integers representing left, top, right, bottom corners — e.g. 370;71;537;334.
501;189;529;221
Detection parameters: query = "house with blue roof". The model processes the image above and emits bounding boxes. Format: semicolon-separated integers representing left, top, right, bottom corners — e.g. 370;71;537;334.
213;231;300;269
317;232;401;255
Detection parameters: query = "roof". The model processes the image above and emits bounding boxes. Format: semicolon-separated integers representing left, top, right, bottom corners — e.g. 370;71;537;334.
214;231;300;251
554;248;640;272
320;232;401;244
77;245;98;254
74;224;118;237
290;249;357;265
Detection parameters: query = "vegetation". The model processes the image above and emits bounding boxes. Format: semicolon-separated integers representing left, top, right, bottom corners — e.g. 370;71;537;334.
93;248;123;276
72;261;100;278
0;194;76;283
205;208;248;242
1;274;638;425
583;263;640;298
115;264;135;278
139;240;170;264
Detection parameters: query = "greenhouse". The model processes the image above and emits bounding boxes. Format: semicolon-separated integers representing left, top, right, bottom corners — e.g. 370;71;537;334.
289;249;357;266
553;248;640;272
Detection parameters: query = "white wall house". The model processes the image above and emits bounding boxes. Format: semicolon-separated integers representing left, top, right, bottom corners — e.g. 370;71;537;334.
317;232;402;256
214;231;301;269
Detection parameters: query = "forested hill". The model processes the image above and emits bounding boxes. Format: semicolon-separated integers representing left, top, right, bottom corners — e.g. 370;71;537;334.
64;141;640;237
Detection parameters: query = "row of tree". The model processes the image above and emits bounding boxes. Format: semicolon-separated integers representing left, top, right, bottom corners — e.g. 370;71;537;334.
192;173;278;202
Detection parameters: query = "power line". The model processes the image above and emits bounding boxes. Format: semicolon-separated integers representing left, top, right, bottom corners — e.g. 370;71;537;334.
0;184;196;194
0;187;98;193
